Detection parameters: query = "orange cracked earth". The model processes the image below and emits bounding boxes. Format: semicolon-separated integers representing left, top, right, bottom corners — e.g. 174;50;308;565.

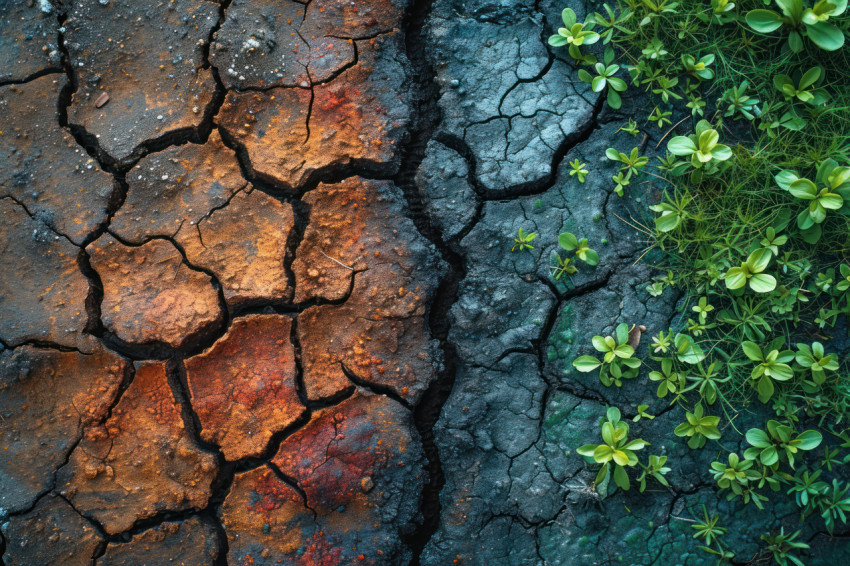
1;0;439;564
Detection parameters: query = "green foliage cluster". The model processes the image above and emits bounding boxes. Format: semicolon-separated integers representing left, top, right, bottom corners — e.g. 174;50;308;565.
545;0;850;562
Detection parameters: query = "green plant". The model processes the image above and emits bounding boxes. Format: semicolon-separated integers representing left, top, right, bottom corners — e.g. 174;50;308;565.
611;170;632;197
636;454;671;492
710;452;765;508
548;8;601;59
816;479;850;534
760;528;809;566
573;323;642;387
550;254;578;280
558;232;599;265
674;404;722;449
667;120;733;170
795;341;839;384
724;248;777;293
774;66;829;104
578;48;629;108
649;358;685;398
649;106;673;128
775;158;850;243
690;506;735;561
742;340;795;402
744;420;823;467
577;407;649;491
619;117;640;136
747;0;847;52
719;81;760;120
650;190;692;233
569;158;589;183
511;228;537;252
606;146;649;175
632;403;656;422
681;53;715;80
760;227;788;255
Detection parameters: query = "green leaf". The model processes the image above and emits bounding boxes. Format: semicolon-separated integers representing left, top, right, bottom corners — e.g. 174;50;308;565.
749;273;777;293
769;363;794;381
747;248;772;273
724;267;747;290
606;88;622;110
760;445;779;466
573;355;602;372
789;178;818;199
796;430;823;450
561;8;577;27
613;464;630;490
775;169;799;191
549;34;569;47
607;77;627;92
615;323;629;346
742;341;763;361
746;9;784;33
799;66;822;90
668;136;698;156
584;248;600;266
591;75;607;93
592;335;609;352
612;450;630;466
757;375;775;401
576;444;597;457
747;428;771;448
807;21;845;51
712;145;733;161
559;232;579;251
655;211;681;232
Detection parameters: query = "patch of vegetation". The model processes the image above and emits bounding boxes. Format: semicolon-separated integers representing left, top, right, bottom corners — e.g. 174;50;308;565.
545;0;850;561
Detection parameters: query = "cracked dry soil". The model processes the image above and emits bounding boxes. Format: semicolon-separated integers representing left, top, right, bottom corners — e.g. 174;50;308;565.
1;1;848;565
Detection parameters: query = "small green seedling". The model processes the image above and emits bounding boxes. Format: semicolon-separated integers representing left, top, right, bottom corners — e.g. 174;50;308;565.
760;528;809;566
667;120;733;169
742;340;795;402
577;406;648;491
573;323;642;387
568;158;589;183
724;248;777;293
649;358;685;398
747;0;847;52
512;228;537;252
636;454;671;492
674;404;721;449
744;420;822;468
559;232;599;265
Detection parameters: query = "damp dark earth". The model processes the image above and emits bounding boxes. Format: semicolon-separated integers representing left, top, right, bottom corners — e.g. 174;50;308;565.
2;1;850;565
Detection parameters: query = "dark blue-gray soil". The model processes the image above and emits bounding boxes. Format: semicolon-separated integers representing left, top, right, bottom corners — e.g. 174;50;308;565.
0;1;847;565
